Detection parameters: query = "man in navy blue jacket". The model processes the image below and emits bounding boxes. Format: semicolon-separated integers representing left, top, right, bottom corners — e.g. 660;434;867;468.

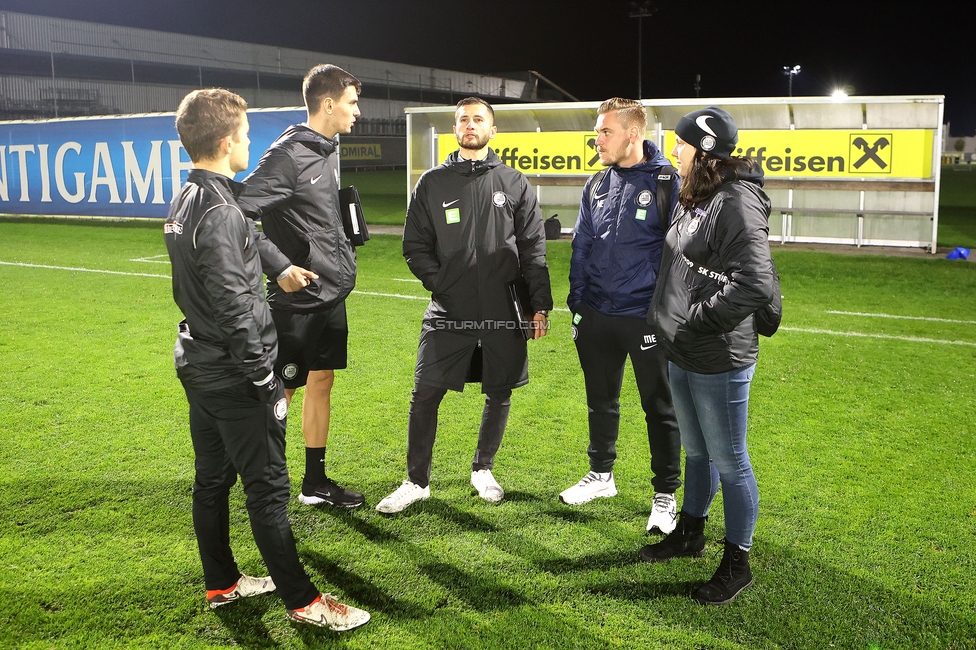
560;98;682;535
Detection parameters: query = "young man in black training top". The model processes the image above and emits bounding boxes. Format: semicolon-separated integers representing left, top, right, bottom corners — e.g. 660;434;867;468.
164;88;369;630
238;64;364;509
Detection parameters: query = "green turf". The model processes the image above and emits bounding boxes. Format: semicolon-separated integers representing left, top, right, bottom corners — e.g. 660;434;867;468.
1;223;975;649
939;167;976;207
938;167;976;248
343;170;409;227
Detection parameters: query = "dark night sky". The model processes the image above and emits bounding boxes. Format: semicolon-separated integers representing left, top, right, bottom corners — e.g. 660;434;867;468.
2;0;973;134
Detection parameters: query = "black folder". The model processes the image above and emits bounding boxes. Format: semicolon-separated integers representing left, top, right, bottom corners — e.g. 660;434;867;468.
507;277;534;341
338;185;370;246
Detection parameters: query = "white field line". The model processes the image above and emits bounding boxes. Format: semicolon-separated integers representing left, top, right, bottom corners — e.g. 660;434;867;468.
3;259;970;344
0;260;170;279
130;254;171;264
780;326;976;347
825;310;976;326
357;290;426;301
392;277;422;283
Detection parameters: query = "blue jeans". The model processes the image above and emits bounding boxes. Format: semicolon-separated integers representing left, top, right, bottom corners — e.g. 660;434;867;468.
669;362;758;549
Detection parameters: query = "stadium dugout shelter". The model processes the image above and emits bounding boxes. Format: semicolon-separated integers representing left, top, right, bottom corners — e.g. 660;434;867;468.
406;96;945;252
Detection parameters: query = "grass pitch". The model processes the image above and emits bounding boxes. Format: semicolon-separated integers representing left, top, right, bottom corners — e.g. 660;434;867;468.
1;222;975;649
938;167;976;248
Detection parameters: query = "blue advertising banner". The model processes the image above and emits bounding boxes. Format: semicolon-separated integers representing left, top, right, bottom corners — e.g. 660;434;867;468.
0;107;305;219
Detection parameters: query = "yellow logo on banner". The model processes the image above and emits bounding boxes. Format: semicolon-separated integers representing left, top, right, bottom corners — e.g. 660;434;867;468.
340;143;382;160
438;129;933;179
662;129;932;178
438;133;603;174
849;134;892;173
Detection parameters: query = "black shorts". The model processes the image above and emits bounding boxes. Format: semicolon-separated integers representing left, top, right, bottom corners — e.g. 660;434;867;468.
272;301;348;389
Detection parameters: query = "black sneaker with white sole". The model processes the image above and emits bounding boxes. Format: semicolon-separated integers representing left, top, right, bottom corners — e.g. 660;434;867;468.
299;476;365;508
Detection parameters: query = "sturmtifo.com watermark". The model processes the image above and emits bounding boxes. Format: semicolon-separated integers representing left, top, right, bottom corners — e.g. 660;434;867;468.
424;320;549;331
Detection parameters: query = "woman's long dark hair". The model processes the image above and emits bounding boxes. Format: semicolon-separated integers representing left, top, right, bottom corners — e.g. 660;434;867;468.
678;151;758;208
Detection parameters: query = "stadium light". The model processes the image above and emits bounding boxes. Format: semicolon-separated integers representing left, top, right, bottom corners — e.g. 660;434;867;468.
783;65;801;96
628;1;656;99
831;88;849;101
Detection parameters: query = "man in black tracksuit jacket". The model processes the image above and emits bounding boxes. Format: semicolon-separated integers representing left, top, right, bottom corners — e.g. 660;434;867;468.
240;124;354;315
560;99;682;536
238;64;363;509
163;89;370;629
376;97;553;514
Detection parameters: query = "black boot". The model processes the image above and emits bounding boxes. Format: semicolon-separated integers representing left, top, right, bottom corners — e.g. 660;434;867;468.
638;511;706;563
693;539;753;605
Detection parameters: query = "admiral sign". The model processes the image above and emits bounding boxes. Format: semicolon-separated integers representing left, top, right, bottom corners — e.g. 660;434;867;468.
0;108;304;219
439;129;934;179
340;143;382;160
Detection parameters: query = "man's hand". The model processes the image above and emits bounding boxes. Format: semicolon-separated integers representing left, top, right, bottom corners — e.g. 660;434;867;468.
253;372;282;404
530;312;549;340
277;265;318;292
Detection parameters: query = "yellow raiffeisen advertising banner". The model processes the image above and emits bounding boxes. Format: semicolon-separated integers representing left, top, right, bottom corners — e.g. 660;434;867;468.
438;132;604;174
437;129;934;179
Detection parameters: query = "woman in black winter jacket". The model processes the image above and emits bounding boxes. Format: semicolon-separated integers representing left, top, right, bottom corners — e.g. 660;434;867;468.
640;106;779;606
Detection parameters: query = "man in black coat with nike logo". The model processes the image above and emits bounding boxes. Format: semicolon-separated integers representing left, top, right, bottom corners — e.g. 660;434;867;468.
376;97;553;514
238;64;363;509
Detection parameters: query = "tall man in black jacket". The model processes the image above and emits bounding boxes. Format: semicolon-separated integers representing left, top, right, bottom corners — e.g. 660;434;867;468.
164;88;369;630
376;97;553;514
238;64;363;509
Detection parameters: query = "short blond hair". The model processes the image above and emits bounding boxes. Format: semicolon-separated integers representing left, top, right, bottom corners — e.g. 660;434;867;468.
598;97;647;138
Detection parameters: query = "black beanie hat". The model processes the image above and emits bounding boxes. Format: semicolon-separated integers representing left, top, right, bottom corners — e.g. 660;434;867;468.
674;106;738;158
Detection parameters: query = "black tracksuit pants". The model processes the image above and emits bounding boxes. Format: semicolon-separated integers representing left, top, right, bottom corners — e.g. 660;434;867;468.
572;304;681;493
182;380;319;610
406;382;512;489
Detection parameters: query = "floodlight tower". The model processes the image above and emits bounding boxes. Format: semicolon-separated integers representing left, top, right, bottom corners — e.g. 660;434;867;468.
629;1;656;99
783;65;801;97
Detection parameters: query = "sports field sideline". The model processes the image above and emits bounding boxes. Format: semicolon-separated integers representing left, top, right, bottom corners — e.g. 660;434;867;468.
1;221;975;649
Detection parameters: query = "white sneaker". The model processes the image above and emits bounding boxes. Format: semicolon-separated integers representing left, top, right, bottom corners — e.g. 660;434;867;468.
471;469;504;502
375;480;430;513
646;492;678;534
558;471;617;505
206;574;276;608
287;593;370;631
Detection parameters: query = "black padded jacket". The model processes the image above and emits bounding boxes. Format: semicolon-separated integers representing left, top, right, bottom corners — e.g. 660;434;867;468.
238;124;356;313
648;164;776;373
403;148;553;323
